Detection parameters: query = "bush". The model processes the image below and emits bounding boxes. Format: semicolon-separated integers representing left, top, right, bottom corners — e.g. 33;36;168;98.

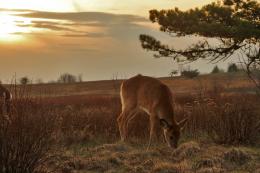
0;94;57;173
211;66;220;74
227;63;239;73
20;76;30;85
181;69;200;78
211;65;224;74
57;73;77;83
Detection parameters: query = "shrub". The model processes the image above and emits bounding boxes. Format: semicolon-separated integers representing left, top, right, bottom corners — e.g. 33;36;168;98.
211;65;224;74
20;76;30;85
57;73;77;83
181;69;199;78
0;95;57;173
211;66;220;74
227;63;239;73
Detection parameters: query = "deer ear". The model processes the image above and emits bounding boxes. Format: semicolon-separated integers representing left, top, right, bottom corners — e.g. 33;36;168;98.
178;118;188;130
160;119;170;129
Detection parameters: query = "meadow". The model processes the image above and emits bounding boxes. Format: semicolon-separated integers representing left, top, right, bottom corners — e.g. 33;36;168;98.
1;73;260;173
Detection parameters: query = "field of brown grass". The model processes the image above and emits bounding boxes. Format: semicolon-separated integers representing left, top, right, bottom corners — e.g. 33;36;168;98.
1;73;260;173
7;73;256;97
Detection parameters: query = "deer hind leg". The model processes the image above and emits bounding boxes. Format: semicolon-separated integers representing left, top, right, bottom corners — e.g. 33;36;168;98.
117;107;137;141
124;108;139;139
117;112;125;141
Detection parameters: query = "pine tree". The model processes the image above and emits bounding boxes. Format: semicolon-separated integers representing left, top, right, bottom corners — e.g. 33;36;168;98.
211;66;221;74
140;0;259;75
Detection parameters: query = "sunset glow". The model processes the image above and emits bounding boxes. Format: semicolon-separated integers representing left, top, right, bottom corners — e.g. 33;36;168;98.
0;0;218;82
0;12;32;42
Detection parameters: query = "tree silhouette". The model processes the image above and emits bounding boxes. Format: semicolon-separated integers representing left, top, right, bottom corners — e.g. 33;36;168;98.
227;63;239;72
181;68;200;78
57;73;77;83
140;0;259;84
211;65;221;74
20;77;30;85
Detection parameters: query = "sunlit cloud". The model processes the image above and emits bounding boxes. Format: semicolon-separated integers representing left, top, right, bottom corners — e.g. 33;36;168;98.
5;10;150;40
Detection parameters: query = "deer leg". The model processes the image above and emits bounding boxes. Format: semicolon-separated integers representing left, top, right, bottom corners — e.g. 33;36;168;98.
147;115;159;150
125;109;139;138
117;112;125;141
117;107;137;141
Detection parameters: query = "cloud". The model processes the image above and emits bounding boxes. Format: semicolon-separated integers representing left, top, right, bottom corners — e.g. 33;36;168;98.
61;32;106;38
17;21;76;32
14;10;148;24
9;9;152;40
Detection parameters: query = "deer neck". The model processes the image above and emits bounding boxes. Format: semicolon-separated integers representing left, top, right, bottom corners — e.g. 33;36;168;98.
157;105;178;128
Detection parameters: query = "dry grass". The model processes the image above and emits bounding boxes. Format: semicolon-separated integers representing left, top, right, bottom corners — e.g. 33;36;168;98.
0;94;58;173
6;73;256;97
47;141;259;173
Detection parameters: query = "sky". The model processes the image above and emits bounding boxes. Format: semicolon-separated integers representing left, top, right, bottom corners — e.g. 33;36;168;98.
0;0;234;83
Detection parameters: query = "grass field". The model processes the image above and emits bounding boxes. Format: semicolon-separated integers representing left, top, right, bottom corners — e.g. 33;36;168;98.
1;73;260;173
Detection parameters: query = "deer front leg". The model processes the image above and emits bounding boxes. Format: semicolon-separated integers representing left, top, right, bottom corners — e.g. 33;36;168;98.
147;115;159;150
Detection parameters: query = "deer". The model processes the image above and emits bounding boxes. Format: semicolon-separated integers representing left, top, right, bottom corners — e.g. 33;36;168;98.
117;74;188;149
0;84;12;115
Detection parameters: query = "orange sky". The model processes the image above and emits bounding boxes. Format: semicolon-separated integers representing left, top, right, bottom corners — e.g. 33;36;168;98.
0;0;234;83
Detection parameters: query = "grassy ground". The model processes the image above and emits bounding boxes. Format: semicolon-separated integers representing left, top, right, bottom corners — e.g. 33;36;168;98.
5;72;256;97
49;140;260;173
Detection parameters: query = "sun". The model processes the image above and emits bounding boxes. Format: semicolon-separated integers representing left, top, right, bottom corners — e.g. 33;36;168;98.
0;12;30;42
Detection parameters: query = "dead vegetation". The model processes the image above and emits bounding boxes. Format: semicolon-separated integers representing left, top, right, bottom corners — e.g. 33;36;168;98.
0;94;57;173
48;141;259;173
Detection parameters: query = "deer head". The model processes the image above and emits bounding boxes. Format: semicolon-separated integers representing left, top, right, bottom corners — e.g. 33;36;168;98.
160;118;188;148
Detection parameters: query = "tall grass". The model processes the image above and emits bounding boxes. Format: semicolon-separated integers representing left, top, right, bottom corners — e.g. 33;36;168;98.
52;91;260;146
173;81;260;145
0;90;57;173
56;96;121;145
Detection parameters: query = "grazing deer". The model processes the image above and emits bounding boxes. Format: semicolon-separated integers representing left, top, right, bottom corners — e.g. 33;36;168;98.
117;74;188;149
0;84;12;115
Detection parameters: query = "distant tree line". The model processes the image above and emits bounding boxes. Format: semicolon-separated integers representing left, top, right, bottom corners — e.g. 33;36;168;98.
15;73;83;85
211;63;241;74
170;63;247;79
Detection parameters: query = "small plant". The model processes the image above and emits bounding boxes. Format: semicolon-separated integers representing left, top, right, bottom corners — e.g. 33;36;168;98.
169;70;178;77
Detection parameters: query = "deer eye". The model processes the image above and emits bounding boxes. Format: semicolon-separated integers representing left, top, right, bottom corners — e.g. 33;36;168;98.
170;136;174;140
